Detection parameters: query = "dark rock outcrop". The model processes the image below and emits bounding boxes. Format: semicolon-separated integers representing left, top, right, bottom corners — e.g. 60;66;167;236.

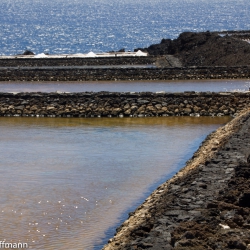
135;31;250;67
22;50;35;55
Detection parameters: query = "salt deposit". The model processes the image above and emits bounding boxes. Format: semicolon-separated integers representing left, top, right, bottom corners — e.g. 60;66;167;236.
86;51;96;57
135;50;147;56
34;53;48;58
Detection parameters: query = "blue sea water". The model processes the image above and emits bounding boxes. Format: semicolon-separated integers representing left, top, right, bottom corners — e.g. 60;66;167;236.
0;0;249;56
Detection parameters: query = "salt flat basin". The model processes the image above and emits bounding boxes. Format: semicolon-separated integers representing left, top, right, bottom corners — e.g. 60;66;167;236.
0;116;231;249
0;79;249;93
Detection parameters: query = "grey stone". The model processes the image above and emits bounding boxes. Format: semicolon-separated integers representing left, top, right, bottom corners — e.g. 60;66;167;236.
15;105;24;110
165;210;186;216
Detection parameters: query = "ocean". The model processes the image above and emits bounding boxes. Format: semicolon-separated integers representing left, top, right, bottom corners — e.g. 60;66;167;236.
0;0;249;56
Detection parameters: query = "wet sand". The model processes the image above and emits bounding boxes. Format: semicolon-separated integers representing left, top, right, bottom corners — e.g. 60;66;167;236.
103;108;250;250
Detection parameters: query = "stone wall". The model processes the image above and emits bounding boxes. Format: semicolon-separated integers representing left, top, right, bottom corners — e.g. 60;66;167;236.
0;92;249;117
0;57;156;67
0;66;250;81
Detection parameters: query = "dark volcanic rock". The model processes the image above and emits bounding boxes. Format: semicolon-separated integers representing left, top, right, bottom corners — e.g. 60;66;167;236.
136;31;250;67
22;50;35;55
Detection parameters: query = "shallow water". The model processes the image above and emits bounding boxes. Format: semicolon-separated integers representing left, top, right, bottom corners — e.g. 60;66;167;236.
0;79;249;93
0;116;231;249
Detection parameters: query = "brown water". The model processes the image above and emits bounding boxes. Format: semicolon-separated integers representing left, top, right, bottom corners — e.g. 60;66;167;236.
0;79;249;93
0;116;231;249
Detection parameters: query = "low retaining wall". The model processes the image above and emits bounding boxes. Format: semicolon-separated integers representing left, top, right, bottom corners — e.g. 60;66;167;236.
0;92;249;117
0;66;250;81
0;57;156;67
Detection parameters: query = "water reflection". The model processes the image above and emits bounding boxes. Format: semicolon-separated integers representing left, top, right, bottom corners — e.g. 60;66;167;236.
0;79;249;93
0;116;231;249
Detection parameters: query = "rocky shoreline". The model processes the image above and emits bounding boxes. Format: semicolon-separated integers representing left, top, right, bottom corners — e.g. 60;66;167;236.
102;108;250;250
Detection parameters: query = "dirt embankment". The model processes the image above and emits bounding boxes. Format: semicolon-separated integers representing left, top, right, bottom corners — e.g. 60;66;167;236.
102;108;250;250
136;31;250;67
